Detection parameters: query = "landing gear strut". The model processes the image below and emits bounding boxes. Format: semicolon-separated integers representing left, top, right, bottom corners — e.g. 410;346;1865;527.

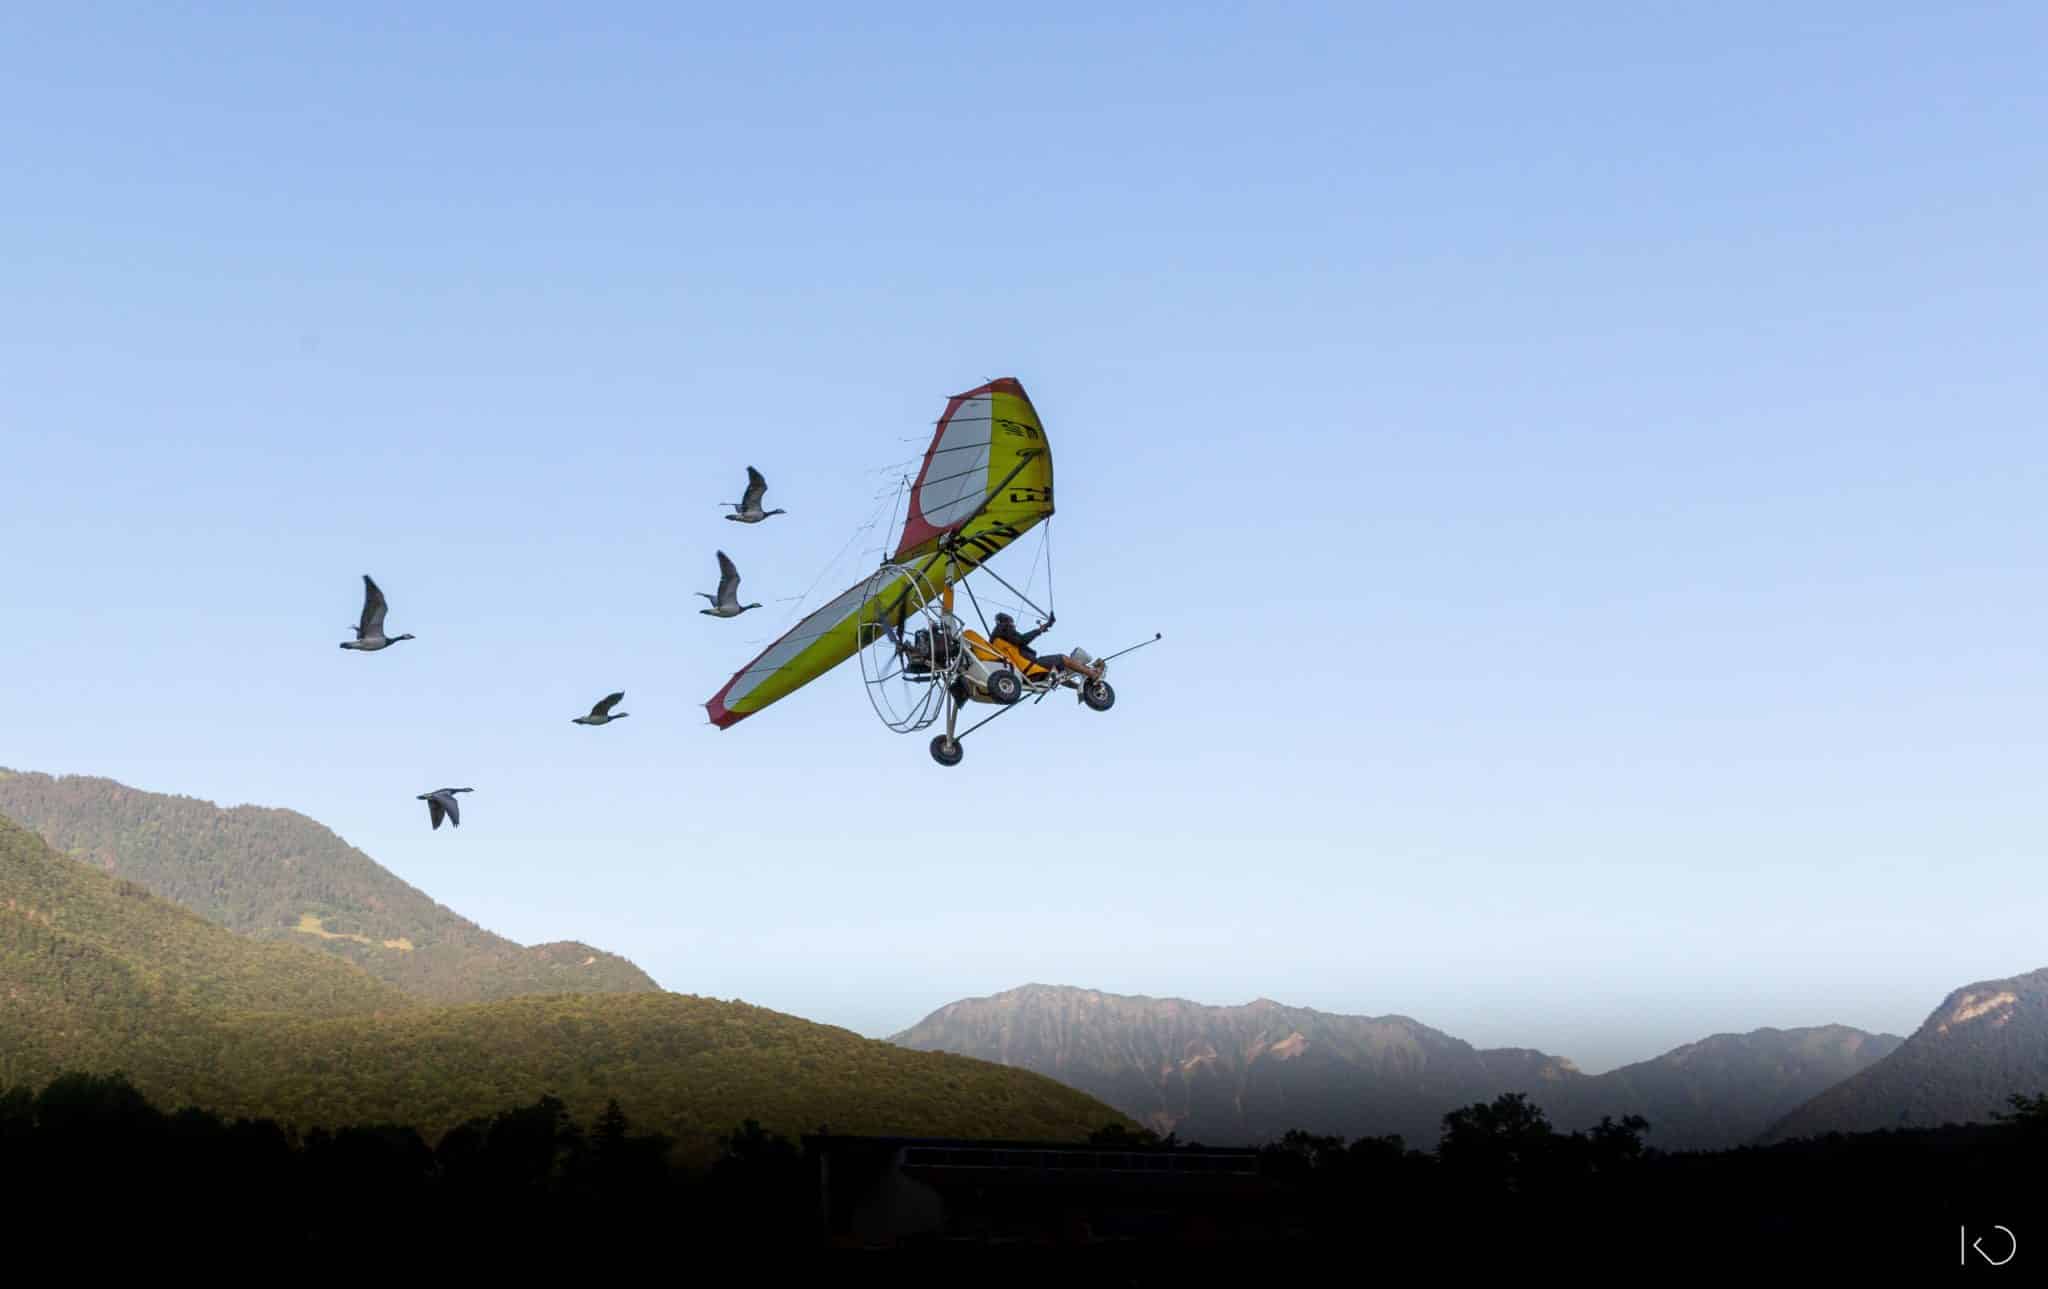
931;688;965;767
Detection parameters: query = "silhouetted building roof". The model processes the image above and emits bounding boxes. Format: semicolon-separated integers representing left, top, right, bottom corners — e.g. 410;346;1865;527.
802;1134;1290;1248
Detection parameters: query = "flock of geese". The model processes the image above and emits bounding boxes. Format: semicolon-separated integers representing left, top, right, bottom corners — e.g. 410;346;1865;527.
342;465;787;830
699;466;784;617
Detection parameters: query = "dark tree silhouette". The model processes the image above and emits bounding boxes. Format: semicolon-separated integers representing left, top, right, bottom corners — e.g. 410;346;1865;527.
1585;1113;1653;1169
707;1118;812;1240
1088;1122;1163;1148
1438;1091;1558;1193
0;1069;2035;1272
1990;1090;2048;1136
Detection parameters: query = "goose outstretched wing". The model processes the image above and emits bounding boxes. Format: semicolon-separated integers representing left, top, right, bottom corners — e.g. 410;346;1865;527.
427;795;448;829
358;576;389;637
591;691;625;718
715;551;740;605
741;466;768;512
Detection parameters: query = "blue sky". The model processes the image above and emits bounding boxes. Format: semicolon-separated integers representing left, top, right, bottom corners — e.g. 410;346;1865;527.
4;3;2046;1073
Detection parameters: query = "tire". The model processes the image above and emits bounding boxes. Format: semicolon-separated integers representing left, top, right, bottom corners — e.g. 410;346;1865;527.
930;735;964;767
988;668;1022;705
1082;679;1116;712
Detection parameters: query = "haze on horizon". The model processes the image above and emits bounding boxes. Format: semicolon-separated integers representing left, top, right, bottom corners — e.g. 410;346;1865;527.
5;4;2045;1076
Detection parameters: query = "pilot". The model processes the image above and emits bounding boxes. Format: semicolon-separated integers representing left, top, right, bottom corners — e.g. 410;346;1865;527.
991;611;1104;681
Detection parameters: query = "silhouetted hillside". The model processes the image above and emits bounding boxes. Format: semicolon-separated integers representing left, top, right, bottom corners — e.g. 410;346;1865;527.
0;817;1135;1156
187;993;1132;1156
1765;967;2048;1141
0;768;657;1003
892;984;1900;1150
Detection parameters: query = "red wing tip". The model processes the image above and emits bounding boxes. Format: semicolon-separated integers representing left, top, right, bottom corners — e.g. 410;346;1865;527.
960;376;1025;399
704;698;748;729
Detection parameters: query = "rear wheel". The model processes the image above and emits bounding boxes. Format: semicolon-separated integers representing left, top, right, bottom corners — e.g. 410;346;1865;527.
988;668;1022;705
1082;679;1116;712
930;735;964;767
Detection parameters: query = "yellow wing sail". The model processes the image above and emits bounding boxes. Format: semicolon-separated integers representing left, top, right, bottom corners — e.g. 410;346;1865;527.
892;377;1055;565
705;377;1055;730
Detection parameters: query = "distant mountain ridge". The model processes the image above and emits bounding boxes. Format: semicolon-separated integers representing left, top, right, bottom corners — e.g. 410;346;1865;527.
891;984;1902;1151
0;768;657;1003
1591;1023;1901;1148
0;814;1133;1155
1764;967;2048;1142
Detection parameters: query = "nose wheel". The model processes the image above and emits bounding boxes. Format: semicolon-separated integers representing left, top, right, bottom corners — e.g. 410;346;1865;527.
929;734;964;767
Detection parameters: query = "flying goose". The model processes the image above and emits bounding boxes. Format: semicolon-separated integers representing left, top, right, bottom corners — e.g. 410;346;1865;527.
417;787;472;831
573;692;629;725
697;551;762;617
724;466;786;523
339;575;415;651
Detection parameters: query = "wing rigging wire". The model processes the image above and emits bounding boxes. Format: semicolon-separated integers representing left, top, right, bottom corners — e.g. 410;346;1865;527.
880;472;909;564
962;522;1053;629
744;482;896;646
